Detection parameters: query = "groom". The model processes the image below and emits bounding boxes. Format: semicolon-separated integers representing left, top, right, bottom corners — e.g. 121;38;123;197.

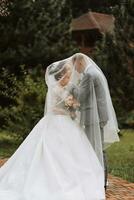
70;53;109;190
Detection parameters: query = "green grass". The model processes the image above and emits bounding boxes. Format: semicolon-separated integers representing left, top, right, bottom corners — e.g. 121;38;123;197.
0;131;21;158
0;129;134;182
106;129;134;183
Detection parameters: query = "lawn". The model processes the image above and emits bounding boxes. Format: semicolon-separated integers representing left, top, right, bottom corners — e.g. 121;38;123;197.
0;131;21;158
106;129;134;182
0;129;134;182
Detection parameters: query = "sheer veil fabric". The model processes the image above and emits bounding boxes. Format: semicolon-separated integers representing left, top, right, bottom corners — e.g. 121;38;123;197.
44;53;120;167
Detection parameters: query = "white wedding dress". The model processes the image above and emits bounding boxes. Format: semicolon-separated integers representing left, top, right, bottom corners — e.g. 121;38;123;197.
0;114;105;200
0;73;105;200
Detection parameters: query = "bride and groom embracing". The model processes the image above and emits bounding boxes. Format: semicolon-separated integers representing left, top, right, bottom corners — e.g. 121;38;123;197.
0;53;119;200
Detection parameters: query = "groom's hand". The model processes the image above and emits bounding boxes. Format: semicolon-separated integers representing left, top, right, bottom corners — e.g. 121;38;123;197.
68;84;79;101
72;98;80;109
68;84;78;95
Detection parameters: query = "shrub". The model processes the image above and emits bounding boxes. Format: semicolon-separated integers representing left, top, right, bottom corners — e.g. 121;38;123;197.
0;68;47;141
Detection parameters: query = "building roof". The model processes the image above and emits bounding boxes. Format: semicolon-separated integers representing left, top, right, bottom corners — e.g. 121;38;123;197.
71;11;115;33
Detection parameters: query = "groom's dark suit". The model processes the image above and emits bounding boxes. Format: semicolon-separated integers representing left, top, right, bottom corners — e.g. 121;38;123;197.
71;65;109;189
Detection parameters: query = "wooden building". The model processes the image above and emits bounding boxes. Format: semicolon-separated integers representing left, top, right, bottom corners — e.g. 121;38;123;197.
71;11;115;55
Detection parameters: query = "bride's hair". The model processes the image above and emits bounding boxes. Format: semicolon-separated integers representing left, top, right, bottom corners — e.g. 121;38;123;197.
48;61;67;80
54;67;67;81
52;61;67;81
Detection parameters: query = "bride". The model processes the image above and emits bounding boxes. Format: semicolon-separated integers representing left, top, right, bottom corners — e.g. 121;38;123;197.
0;55;108;200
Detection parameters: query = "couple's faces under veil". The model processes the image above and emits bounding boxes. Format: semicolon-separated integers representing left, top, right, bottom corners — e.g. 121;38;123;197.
44;58;81;120
44;53;120;168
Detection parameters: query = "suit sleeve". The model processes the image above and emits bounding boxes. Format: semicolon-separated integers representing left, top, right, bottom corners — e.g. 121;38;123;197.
95;77;109;125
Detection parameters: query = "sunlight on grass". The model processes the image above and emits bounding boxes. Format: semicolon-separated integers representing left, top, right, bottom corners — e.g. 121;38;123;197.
106;129;134;182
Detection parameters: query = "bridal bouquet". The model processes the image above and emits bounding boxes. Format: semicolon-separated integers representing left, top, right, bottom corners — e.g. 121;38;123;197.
64;95;80;119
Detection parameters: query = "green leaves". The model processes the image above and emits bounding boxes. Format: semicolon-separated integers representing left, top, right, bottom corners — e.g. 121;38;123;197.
0;67;46;140
0;0;75;70
93;1;134;127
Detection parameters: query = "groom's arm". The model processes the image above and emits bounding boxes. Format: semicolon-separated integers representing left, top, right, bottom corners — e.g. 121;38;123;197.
95;78;109;127
71;74;92;105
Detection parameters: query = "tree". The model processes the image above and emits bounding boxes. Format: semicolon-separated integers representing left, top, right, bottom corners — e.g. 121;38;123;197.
71;0;121;17
0;0;78;137
0;0;76;72
93;0;134;126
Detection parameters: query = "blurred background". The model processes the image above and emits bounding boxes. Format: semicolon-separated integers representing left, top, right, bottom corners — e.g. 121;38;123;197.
0;0;134;182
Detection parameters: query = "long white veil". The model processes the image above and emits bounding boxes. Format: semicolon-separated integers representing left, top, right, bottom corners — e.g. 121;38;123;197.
92;61;120;148
44;53;120;168
80;53;120;148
